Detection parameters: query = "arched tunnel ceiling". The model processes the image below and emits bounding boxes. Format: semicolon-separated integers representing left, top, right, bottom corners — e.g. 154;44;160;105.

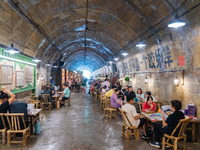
0;0;196;72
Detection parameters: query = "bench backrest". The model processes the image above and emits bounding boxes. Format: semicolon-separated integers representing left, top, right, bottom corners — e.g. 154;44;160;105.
4;113;26;131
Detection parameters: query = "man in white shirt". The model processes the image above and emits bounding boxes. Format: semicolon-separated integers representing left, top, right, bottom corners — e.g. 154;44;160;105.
122;93;149;139
102;79;110;91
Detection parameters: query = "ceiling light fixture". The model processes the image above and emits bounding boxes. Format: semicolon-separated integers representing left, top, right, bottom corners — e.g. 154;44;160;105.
45;61;52;67
168;15;186;28
122;52;129;57
109;61;113;64
32;57;41;63
168;0;186;28
5;43;20;54
114;58;119;61
136;41;146;48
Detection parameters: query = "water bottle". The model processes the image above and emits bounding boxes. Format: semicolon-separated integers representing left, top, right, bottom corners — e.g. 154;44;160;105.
35;121;40;135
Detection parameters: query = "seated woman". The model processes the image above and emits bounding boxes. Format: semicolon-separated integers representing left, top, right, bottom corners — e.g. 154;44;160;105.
0;86;15;129
149;100;185;148
110;89;123;109
135;88;144;102
58;82;70;105
142;96;156;113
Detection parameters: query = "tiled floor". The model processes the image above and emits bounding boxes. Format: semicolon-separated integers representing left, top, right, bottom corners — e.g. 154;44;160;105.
0;93;200;150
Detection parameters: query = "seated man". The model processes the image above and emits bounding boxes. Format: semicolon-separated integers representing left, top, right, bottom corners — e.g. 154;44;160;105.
144;91;156;102
122;93;149;139
9;101;29;129
143;96;156;113
105;86;117;98
150;100;185;148
110;89;123;109
58;82;70;105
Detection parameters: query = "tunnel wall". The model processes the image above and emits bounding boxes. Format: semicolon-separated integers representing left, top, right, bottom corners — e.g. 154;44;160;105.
115;9;200;119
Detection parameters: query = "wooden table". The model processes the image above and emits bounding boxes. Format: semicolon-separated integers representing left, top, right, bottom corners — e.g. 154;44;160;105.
28;109;42;135
141;112;200;142
52;94;60;109
186;118;200;142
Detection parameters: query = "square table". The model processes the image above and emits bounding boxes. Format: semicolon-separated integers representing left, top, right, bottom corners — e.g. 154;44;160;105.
28;109;42;135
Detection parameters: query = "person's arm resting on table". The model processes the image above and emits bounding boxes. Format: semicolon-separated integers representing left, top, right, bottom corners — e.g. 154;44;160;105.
161;110;168;127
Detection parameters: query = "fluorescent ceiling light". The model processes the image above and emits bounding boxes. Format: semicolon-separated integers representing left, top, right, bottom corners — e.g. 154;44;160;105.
109;61;113;64
136;42;146;48
32;58;41;63
122;52;128;56
114;58;119;61
45;62;52;67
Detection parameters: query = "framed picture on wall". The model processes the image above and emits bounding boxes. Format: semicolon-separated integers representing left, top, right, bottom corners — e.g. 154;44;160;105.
25;67;33;83
0;65;13;85
15;71;24;87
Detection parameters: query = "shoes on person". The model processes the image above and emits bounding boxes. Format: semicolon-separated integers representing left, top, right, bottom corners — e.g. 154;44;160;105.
142;134;150;139
149;141;161;148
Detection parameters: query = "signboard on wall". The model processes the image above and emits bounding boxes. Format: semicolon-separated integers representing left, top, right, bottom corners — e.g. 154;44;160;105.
0;65;13;85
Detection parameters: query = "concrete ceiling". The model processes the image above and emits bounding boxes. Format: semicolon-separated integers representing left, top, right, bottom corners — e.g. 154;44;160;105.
0;0;197;72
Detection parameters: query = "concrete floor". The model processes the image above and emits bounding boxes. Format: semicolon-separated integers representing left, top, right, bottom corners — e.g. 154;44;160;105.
1;93;200;150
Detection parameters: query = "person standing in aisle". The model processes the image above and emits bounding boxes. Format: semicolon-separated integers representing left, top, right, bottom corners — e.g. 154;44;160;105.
81;78;87;95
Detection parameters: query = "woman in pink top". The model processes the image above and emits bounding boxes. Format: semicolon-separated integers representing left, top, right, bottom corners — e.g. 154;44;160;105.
143;96;156;113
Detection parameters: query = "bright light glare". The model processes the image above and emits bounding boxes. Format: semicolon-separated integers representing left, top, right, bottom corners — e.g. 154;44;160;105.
114;58;119;61
83;70;91;79
122;52;128;56
5;49;19;54
136;43;146;48
168;21;186;28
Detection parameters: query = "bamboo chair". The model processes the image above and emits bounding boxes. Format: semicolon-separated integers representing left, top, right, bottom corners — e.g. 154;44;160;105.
29;100;40;109
5;113;30;146
29;93;35;100
104;99;117;119
63;93;71;106
0;113;6;144
162;118;192;150
99;94;106;109
119;108;140;141
41;94;52;110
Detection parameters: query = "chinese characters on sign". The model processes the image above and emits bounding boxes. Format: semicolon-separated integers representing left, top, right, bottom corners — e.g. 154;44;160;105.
118;45;174;73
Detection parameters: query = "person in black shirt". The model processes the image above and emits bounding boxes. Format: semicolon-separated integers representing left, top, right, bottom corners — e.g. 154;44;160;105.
128;86;136;98
0;86;15;129
123;85;129;100
149;100;185;148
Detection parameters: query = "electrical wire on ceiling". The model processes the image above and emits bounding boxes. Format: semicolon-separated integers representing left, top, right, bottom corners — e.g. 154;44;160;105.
84;0;89;69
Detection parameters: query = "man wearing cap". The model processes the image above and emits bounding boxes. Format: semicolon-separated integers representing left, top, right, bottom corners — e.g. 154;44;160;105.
59;82;70;105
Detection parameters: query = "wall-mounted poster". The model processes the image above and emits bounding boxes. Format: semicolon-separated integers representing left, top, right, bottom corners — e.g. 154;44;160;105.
25;67;33;83
15;71;24;87
0;65;13;84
